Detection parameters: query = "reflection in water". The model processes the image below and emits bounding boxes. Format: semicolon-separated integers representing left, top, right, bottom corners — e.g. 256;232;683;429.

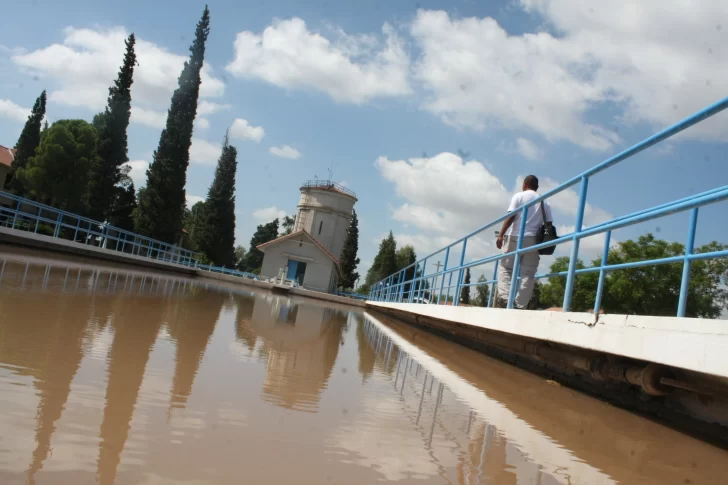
0;252;727;484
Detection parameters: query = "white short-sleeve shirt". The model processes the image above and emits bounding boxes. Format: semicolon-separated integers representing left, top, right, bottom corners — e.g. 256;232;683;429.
504;190;553;237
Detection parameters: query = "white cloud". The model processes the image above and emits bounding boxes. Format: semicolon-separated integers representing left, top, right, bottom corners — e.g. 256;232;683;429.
515;137;543;161
411;4;728;148
198;100;231;116
269;144;302;159
0;99;30;122
252;206;286;223
186;194;205;209
375;152;511;237
230;118;265;142
130;106;166;129
226;18;411;104
12;27;225;126
195;117;210;130
122;160;148;188
189;137;221;165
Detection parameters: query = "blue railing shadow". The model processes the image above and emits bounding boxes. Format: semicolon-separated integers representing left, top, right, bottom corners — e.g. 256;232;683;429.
369;97;728;317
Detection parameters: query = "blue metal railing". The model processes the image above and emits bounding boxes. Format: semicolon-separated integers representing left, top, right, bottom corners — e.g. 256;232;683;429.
369;97;728;317
0;190;201;266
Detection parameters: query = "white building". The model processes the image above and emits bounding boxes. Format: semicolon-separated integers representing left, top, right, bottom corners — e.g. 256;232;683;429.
258;181;357;293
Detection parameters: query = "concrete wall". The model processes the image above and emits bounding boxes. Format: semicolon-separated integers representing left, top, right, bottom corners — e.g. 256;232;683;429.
260;235;336;293
294;187;355;259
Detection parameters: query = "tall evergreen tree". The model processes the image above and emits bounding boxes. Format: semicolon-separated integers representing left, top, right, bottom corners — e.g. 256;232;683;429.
196;136;237;267
135;7;210;242
365;231;398;285
86;34;137;221
7;90;46;193
240;218;279;273
395;244;417;298
108;183;137;231
461;268;471;305
339;209;360;289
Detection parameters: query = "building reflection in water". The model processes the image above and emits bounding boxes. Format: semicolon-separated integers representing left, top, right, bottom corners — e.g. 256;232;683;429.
235;293;348;413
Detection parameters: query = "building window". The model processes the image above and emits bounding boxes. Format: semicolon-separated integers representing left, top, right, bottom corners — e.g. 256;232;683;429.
318;221;323;234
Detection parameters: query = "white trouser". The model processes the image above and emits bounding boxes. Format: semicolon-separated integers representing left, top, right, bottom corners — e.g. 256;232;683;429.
496;236;540;309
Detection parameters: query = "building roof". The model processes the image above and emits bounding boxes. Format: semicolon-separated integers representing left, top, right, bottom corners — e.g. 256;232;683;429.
257;229;342;275
300;180;357;201
0;145;16;169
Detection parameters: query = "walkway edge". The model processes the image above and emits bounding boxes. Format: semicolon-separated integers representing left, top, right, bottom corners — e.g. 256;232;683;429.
366;302;728;378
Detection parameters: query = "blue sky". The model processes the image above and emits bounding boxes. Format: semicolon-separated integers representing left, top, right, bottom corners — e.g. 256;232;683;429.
2;0;728;279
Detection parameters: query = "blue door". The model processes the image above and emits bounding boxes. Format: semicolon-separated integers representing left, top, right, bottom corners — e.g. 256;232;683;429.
286;260;299;280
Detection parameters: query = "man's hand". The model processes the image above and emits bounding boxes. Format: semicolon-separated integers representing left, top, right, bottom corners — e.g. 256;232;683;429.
496;236;503;249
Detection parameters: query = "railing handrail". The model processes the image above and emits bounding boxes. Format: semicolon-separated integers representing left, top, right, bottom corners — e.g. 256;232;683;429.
300;180;357;198
0;190;199;257
370;96;728;317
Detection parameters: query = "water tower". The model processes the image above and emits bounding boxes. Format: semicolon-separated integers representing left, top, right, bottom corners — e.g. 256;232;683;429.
258;180;357;293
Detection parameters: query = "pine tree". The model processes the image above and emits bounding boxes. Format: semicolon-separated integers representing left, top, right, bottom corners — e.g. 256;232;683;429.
135;6;210;242
196;135;237;267
474;274;491;307
461;268;471;305
339;209;360;289
86;34;137;221
365;231;397;285
7;90;46;193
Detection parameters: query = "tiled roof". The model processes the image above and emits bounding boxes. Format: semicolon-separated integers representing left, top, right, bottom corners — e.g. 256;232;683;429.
257;229;341;271
0;145;16;168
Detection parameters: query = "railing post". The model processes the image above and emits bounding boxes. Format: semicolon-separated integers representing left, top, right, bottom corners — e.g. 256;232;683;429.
398;270;405;302
593;230;612;314
437;248;450;305
53;212;62;238
562;176;589;312
677;208;699;317
507;206;529;309
488;260;499;308
453;240;468;306
73;218;80;241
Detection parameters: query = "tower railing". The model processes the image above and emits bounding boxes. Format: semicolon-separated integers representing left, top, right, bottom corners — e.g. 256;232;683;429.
301;180;357;198
369;97;728;317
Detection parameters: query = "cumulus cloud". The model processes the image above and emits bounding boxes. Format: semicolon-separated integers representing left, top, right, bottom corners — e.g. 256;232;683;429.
226;18;411;104
376;151;614;264
411;4;728;148
515;138;543;161
186;194;205;209
230;118;265;142
0;99;30;122
12;27;225;126
195;117;210;130
131;106;166;129
269;144;302;159
189;138;221;165
122;160;149;188
197;100;231;116
252;206;286;223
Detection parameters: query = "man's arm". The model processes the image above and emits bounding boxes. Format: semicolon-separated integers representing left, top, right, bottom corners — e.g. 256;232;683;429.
496;194;521;249
496;215;516;249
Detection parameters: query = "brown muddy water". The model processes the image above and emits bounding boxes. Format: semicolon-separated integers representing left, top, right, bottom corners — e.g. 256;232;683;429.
0;249;727;485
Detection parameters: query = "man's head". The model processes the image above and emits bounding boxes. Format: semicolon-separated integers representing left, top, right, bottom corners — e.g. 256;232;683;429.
522;175;539;192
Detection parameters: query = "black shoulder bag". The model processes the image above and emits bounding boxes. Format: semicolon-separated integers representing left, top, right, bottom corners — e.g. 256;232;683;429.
537;202;557;255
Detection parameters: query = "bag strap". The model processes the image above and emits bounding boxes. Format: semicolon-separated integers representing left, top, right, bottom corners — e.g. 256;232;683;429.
540;201;547;223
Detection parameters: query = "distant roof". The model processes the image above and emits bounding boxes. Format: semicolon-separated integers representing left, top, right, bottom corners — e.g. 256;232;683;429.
300;180;357;200
257;229;342;275
0;145;16;168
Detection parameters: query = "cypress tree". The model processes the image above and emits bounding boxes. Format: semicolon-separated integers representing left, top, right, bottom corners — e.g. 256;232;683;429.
86;34;137;221
461;268;471;305
196;135;237;267
7;90;46;193
108;183;137;232
339;209;360;289
135;6;210;242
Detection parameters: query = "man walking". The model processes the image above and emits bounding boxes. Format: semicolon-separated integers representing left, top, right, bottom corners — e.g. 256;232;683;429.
495;175;553;309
